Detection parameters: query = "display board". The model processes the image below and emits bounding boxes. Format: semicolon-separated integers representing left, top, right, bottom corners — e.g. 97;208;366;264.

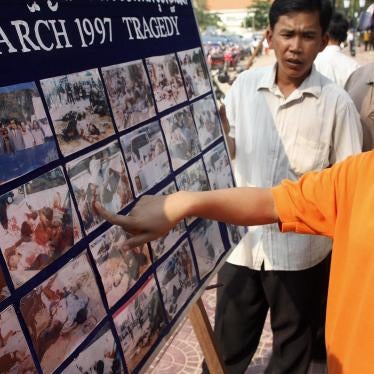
0;1;247;373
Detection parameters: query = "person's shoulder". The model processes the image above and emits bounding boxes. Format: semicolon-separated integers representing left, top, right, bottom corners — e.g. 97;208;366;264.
235;65;271;84
318;72;354;102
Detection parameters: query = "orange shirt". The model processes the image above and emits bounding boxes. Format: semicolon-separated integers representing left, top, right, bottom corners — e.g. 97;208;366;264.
272;151;374;374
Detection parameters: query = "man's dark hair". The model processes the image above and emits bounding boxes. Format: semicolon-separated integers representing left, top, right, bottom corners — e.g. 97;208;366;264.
328;11;349;43
269;0;333;34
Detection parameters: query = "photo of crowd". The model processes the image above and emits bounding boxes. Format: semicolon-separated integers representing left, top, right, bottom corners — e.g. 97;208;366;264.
227;224;247;248
0;268;9;302
203;142;233;190
175;159;210;193
114;276;166;372
40;69;115;156
102;60;156;131
161;107;200;170
0;167;82;288
90;225;151;308
192;95;222;150
64;327;124;374
157;239;197;321
146;54;187;113
0;82;58;185
177;48;211;100
0;306;36;373
20;252;106;373
67;141;133;234
190;220;225;279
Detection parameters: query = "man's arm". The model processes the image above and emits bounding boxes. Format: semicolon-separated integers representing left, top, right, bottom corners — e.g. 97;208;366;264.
219;104;236;159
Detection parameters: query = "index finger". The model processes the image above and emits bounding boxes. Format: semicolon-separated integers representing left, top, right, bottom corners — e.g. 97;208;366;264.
94;202;135;230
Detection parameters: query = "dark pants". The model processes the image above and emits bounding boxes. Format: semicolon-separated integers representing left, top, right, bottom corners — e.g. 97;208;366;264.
203;254;331;374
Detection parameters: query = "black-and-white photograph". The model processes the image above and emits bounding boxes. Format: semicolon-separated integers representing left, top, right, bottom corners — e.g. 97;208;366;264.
203;142;233;190
190;220;225;279
102;60;156;131
192;95;221;150
146;54;187;113
63;327;124;374
0;82;58;185
40;69;115;156
0;167;82;288
157;239;197;321
90;225;151;308
227;224;248;248
114;276;166;372
67;141;133;234
0;267;10;302
0;306;36;373
177;48;211;99
20;252;106;374
175;159;210;193
161;107;200;171
121;121;170;196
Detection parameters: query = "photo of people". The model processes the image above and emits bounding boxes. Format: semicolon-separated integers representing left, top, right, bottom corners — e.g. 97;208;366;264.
161;107;200;171
190;220;225;279
40;69;115;156
0;268;10;302
114;276;166;372
227;224;248;248
121;121;170;196
146;54;187;113
63;327;124;374
156;239;197;321
177;48;211;99
102;60;156;131
67;141;133;234
0;167;82;288
203;142;234;190
20;252;106;373
90;225;151;308
0;306;36;373
150;183;186;261
175;159;210;193
192;95;222;150
0;82;58;185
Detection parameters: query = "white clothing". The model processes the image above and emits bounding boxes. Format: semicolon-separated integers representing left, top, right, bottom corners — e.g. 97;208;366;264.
225;64;362;270
21;130;35;149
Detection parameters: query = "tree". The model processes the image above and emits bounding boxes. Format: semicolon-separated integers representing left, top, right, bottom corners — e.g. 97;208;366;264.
244;0;271;30
193;0;223;32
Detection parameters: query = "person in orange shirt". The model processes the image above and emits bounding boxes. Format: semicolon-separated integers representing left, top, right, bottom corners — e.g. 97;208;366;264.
95;150;374;374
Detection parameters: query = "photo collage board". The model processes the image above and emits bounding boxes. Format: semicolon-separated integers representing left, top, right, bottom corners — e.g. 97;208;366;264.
0;1;248;373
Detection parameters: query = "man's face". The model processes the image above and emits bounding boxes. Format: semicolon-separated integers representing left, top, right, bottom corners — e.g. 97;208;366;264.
267;11;328;84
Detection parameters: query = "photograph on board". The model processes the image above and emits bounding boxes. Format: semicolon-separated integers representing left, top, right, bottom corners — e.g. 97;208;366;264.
102;60;156;131
190;220;225;279
175;159;210;193
150;183;186;261
40;69;114;156
227;224;248;248
0;267;10;302
161;107;200;171
20;252;106;373
121;121;170;196
146;53;187;113
0;82;58;185
156;239;198;321
192;95;221;150
177;48;211;99
63;326;124;374
67;141;133;234
0;306;36;373
0;167;82;288
114;276;166;372
90;225;151;308
203;142;233;190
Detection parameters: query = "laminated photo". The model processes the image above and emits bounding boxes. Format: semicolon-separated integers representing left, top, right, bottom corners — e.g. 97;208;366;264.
90;225;151;308
177;48;211;99
121;121;170;196
20;252;106;373
203;142;234;190
0;267;10;302
40;69;115;156
146;54;187;113
161;107;200;171
227;224;248;248
156;239;197;321
0;82;58;185
102;60;156;131
150;183;186;260
114;276;166;372
175;159;210;193
192;95;222;150
190;220;225;279
0;167;82;288
63;327;124;374
0;306;36;373
67;141;133;234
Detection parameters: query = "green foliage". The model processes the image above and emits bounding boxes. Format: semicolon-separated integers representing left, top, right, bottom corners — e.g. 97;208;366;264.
244;0;271;30
193;0;222;31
